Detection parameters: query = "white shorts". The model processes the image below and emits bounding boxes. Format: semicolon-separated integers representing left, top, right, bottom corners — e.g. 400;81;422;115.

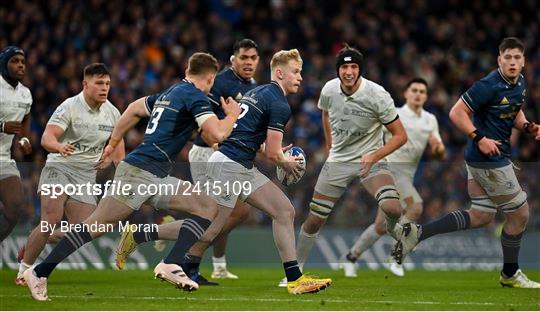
206;151;269;208
389;163;422;207
38;163;97;205
0;160;20;180
188;144;214;183
314;160;394;198
466;163;521;197
109;161;181;211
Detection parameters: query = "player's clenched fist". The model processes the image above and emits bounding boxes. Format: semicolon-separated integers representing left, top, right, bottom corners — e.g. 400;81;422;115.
221;96;241;117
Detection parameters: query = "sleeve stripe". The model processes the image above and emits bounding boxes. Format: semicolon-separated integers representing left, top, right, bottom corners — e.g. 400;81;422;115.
144;97;152;116
382;114;399;126
208;97;220;106
194;111;214;118
460;95;475;112
267;126;284;132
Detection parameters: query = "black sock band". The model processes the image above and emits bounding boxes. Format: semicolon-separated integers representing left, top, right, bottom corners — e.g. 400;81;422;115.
283;260;302;282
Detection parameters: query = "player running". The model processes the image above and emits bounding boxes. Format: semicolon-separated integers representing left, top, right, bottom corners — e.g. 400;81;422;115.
340;77;445;278
282;44;408;287
115;39;260;284
23;52;241;301
0;46;33;242
15;63;125;285
392;37;540;288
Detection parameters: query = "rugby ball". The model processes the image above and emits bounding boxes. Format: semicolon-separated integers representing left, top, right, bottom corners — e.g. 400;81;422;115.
276;146;306;186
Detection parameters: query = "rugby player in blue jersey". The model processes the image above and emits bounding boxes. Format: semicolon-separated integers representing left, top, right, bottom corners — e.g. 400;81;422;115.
115;39;260;284
393;37;540;288
188;49;331;294
23;52;241;301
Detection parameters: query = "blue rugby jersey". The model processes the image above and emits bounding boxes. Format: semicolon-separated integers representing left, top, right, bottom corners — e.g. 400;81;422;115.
124;80;214;177
219;81;291;168
194;68;257;147
461;68;526;168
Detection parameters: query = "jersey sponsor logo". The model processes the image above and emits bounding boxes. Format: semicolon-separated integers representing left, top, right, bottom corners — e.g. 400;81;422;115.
68;141;105;155
344;56;352;61
98;125;114;132
499;97;509;105
155;100;170;106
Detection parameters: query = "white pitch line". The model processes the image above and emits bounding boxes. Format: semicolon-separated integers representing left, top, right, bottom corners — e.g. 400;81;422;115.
2;294;535;307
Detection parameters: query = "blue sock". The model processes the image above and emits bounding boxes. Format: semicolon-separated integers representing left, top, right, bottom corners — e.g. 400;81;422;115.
34;228;92;278
163;215;211;266
501;230;522;277
419;210;470;241
283;260;302;282
133;229;159;244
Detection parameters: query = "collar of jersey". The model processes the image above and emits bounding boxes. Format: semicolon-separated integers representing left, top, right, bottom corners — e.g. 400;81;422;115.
403;103;423;117
78;91;103;113
497;68;516;86
270;80;285;96
230;67;253;84
339;76;365;98
0;75;19;90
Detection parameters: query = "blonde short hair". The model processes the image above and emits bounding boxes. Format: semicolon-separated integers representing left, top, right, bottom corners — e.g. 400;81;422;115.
270;49;302;72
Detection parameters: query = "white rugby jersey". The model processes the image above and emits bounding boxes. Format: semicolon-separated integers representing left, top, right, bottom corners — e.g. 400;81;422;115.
318;77;398;162
385;104;441;165
0;75;32;161
46;92;120;164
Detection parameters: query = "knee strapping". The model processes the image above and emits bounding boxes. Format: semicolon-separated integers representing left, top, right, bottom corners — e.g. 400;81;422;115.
470;196;497;212
374;186;400;206
309;198;335;219
499;191;527;213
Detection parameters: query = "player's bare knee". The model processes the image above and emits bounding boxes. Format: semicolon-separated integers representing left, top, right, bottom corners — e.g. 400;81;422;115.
189;194;217;220
303;213;326;234
505;202;529;230
467;209;494;228
276;203;295;222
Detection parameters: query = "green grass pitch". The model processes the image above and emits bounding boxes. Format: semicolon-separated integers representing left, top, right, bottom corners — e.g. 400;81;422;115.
1;268;539;310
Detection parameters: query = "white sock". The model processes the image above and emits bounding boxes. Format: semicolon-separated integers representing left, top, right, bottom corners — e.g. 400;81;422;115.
296;226;319;271
212;256;226;271
350;224;381;258
18;261;31;276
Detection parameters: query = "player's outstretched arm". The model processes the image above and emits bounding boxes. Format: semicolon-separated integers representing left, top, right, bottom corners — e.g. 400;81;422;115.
200;96;240;145
101;97;148;161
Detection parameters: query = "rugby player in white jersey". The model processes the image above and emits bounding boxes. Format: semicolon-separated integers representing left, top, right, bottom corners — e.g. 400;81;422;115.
341;77;445;278
279;44;408;286
16;64;125;285
0;46;33;243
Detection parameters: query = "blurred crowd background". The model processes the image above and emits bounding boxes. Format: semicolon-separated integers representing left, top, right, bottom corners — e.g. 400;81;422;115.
1;0;539;231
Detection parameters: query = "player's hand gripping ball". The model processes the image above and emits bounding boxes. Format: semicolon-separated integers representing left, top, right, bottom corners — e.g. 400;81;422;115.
276;146;306;186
